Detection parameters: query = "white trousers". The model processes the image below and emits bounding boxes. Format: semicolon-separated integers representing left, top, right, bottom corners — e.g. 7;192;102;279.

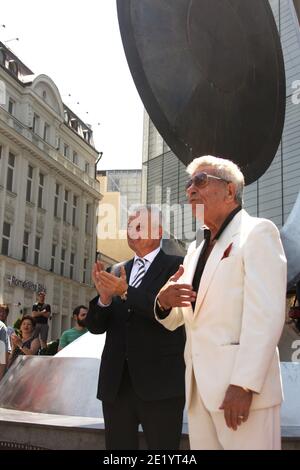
188;374;281;450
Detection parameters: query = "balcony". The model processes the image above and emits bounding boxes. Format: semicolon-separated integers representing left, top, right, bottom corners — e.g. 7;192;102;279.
0;105;100;193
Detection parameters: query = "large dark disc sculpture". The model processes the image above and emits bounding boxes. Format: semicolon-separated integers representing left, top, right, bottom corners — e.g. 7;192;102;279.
117;0;286;184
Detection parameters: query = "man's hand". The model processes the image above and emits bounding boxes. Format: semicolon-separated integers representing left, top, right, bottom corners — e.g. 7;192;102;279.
219;385;253;430
92;262;114;304
157;265;197;309
97;265;128;298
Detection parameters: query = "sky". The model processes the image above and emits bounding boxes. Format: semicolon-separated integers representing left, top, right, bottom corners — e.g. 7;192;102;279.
1;0;144;170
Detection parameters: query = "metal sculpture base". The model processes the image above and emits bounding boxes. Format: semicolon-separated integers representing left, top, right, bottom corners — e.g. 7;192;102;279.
0;332;299;450
0;409;106;450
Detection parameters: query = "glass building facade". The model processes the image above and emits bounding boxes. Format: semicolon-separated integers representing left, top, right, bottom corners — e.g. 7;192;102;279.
99;169;142;228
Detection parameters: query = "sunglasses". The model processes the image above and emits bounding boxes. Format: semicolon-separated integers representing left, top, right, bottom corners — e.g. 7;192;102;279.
185;172;230;191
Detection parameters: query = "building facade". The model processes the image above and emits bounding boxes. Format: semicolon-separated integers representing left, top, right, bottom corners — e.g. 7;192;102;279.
0;42;101;340
142;0;300;245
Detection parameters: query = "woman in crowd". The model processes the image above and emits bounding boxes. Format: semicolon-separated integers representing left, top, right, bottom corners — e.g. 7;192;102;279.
8;315;40;368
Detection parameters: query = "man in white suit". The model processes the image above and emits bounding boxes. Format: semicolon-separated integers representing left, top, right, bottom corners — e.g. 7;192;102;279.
155;156;287;450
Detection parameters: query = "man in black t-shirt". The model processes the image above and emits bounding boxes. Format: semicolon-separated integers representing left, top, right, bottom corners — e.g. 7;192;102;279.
32;291;51;349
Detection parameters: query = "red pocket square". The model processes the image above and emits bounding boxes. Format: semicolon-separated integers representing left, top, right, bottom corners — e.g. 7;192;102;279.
221;243;233;260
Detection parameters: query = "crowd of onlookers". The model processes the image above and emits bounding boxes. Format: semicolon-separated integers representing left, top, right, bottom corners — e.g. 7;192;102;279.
0;291;88;381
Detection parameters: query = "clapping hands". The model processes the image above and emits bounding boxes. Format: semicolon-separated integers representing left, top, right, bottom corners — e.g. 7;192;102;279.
92;262;128;303
11;333;22;348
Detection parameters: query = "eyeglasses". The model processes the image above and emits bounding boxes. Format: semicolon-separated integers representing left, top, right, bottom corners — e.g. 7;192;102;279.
185;172;230;191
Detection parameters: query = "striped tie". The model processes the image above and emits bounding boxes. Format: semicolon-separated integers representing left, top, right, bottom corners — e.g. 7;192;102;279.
131;258;146;287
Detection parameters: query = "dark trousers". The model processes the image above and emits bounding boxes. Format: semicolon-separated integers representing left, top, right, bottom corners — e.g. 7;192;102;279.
102;362;185;450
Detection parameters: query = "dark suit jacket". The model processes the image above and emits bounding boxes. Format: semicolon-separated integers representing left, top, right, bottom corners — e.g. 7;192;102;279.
86;250;186;403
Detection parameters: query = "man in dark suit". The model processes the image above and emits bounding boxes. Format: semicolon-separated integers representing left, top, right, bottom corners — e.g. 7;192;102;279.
86;206;185;450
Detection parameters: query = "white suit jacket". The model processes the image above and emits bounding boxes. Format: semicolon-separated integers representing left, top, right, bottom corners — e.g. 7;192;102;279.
156;209;287;412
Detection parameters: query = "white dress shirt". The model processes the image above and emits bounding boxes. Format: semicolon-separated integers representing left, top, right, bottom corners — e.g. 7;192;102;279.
129;246;160;285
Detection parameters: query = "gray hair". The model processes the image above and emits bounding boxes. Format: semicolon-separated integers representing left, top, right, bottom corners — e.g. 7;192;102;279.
186;155;245;205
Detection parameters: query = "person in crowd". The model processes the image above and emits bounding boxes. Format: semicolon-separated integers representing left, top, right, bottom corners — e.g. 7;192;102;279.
0;304;15;339
58;305;88;351
86;206;185;450
0;320;10;380
8;315;40;368
31;291;51;350
294;279;300;332
155;155;287;450
0;304;14;359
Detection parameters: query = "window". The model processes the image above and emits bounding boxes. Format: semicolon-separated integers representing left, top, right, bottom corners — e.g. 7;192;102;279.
26;165;33;202
8;60;18;75
72;195;78;226
83;257;88;283
63;144;69;158
85;162;90;175
33;113;40;134
1;222;11;256
63;190;69;222
70;252;75;279
34;236;41;265
83;129;90;143
85;203;90;233
0;145;2;160
43;122;50;142
6;152;15;192
109;176;120;192
60;248;65;276
54;183;60;217
70;119;78;131
8;98;15;115
72;151;78;165
50;244;56;271
38;173;44;209
22;231;30;262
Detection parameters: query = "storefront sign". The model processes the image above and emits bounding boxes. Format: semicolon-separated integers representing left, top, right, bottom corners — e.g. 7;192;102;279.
6;275;47;293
